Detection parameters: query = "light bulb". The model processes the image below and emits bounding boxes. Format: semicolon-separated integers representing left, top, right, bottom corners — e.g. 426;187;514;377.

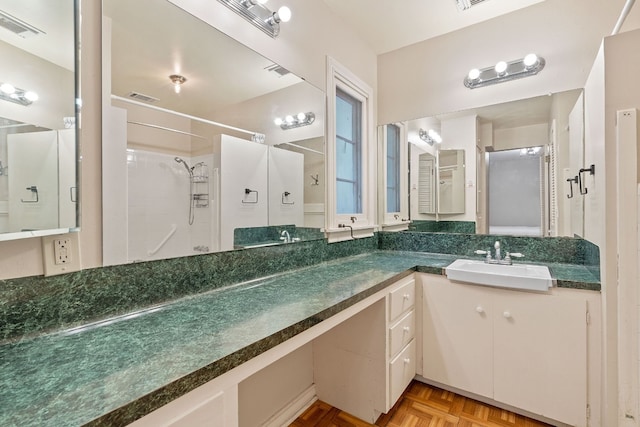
495;61;508;75
297;112;306;121
24;91;38;102
285;115;294;124
523;53;538;68
256;0;268;3
0;83;15;94
274;117;284;126
467;68;481;81
277;6;291;22
174;84;181;94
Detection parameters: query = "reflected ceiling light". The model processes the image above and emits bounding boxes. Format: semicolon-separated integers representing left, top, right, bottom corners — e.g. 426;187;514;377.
419;128;442;146
464;53;545;89
0;81;38;106
169;74;186;94
274;112;315;130
217;0;291;38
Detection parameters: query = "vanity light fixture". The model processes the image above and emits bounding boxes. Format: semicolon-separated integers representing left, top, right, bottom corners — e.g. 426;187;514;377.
0;82;38;106
464;53;545;89
169;74;186;94
419;128;442;146
217;0;291;38
274;112;315;130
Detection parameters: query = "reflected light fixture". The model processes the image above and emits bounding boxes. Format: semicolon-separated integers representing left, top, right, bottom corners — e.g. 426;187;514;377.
169;74;186;94
274;112;315;130
419;128;442;146
217;0;291;38
0;82;38;106
464;53;545;89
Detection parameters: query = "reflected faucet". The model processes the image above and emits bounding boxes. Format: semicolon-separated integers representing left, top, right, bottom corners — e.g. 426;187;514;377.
280;230;291;243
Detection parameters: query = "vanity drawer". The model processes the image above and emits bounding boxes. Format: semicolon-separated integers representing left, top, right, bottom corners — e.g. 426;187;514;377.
389;278;415;322
389;339;416;406
389;310;415;357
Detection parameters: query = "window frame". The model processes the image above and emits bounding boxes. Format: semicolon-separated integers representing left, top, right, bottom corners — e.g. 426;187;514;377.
379;122;409;230
326;57;376;241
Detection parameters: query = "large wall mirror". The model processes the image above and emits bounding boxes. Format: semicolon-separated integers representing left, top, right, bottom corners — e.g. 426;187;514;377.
381;88;585;237
0;0;79;241
102;0;325;265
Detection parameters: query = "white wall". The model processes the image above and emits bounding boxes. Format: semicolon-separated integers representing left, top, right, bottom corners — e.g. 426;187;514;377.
439;115;477;221
377;0;637;125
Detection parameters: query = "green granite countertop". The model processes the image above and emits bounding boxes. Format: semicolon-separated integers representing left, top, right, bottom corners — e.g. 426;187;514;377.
0;250;599;427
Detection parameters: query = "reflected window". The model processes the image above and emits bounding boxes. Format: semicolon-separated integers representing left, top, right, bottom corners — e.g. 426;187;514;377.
386;124;400;213
336;88;362;214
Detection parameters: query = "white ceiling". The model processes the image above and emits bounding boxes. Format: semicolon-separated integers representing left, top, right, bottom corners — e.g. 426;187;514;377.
321;0;547;54
104;0;303;119
0;0;75;70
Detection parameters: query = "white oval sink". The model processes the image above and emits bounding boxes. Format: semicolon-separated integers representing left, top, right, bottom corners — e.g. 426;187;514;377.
445;259;553;291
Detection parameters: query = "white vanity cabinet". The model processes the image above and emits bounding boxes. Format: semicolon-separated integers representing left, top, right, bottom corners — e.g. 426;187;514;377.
314;274;417;422
421;274;590;426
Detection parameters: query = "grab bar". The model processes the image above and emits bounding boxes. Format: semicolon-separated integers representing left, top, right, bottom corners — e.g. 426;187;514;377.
147;224;177;256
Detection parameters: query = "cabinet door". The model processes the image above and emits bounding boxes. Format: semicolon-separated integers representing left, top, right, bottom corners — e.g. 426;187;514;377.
422;276;493;398
492;290;586;426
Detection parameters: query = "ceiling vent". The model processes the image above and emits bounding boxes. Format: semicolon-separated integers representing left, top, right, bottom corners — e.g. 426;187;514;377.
0;10;45;38
126;92;159;103
265;63;291;77
456;0;489;11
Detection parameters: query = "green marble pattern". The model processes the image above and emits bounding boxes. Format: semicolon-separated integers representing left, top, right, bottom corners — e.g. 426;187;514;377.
233;225;324;248
0;251;441;427
379;231;599;269
0;236;376;342
408;220;476;233
0;231;601;427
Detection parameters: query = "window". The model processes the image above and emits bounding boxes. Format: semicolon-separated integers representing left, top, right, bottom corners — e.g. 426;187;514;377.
326;57;375;241
336;88;362;214
386;124;400;213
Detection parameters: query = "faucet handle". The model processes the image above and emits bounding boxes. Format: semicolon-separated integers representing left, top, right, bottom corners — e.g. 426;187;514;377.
474;250;487;255
509;252;524;258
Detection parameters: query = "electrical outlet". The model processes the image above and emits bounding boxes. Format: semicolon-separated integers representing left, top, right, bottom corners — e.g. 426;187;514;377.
54;238;71;265
42;233;81;276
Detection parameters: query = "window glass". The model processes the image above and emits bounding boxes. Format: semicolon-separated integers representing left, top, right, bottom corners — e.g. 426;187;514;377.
336;88;362;214
386;124;400;213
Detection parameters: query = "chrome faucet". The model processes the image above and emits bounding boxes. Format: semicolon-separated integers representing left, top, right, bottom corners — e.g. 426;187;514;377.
280;230;291;243
474;241;525;265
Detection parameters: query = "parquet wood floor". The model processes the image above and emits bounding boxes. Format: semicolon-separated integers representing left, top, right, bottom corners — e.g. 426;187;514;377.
290;380;553;427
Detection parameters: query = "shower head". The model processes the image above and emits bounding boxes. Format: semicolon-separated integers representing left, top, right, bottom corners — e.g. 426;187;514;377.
174;157;192;176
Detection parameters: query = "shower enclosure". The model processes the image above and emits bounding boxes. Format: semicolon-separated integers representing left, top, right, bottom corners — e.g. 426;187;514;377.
127;149;214;261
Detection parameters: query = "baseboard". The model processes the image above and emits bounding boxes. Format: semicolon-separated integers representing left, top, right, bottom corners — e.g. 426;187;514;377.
262;384;317;427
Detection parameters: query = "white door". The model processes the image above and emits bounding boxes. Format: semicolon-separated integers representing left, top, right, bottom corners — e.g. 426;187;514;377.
216;135;268;251
422;276;493;398
8;131;59;232
268;146;303;226
58;129;77;229
492;290;587;426
568;92;585;237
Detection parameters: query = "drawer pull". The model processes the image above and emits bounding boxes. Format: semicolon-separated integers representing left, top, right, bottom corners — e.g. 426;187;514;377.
403;293;410;300
476;306;484;314
503;311;512;319
403;326;410;332
404;358;411;364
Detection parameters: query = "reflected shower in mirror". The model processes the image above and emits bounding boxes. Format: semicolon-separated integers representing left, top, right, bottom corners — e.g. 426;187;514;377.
389;88;584;237
102;0;325;265
0;0;78;241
